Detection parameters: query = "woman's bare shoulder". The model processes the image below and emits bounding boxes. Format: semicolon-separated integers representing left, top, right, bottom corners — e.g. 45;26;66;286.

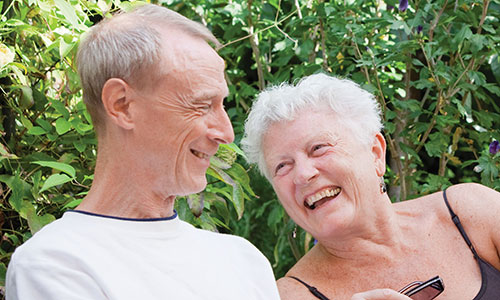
276;251;325;300
277;276;316;300
444;183;500;214
400;183;499;215
444;183;500;267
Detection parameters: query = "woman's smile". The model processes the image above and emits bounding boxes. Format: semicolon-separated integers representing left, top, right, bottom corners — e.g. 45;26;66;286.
304;186;342;209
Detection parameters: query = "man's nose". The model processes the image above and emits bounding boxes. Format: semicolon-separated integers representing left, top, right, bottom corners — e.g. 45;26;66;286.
293;158;319;186
208;106;235;144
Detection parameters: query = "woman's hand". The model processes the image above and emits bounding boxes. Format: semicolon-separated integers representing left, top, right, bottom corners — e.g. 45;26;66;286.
351;288;411;300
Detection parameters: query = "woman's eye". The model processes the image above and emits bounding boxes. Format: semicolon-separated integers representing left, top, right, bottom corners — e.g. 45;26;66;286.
313;144;326;151
311;144;329;155
275;162;285;173
274;162;292;176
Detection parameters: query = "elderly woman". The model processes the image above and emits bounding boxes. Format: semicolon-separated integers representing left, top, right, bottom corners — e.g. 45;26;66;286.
241;73;500;300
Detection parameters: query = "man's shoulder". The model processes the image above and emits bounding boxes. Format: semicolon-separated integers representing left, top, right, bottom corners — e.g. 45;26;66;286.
10;212;85;263
180;220;266;256
183;221;253;244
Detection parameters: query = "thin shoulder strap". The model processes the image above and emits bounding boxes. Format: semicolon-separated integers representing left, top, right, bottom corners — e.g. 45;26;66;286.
443;188;479;258
288;276;330;300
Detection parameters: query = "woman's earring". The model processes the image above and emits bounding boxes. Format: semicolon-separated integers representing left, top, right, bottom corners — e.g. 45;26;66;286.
292;225;297;239
380;177;387;194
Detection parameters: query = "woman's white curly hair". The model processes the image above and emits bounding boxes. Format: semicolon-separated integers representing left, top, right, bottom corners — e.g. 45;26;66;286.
241;73;383;179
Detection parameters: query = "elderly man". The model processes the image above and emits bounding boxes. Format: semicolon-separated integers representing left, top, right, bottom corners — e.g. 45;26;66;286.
6;4;280;299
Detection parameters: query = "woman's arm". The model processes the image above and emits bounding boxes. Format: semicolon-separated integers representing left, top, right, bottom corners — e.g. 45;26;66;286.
351;289;411;300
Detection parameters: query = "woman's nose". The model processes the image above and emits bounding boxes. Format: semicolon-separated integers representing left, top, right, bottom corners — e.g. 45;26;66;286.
293;159;319;186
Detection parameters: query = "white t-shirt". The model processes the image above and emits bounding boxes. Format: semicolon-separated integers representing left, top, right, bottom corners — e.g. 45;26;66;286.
6;210;281;300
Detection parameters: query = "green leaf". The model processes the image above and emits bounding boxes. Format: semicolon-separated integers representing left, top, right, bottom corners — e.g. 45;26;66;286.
491;55;500;84
54;0;80;28
207;166;235;185
55;118;71;135
231;182;244;220
21;201;56;234
27;126;46;135
20;115;33;130
186;193;204;217
40;174;72;192
63;198;83;209
36;118;52;132
220;143;246;160
32;161;76;177
59;37;76;59
210;156;231;170
49;99;70;119
73;140;87;153
0;143;18;160
226;163;255;197
470;34;485;53
19;86;34;109
452;25;472;49
424;132;448;158
0;263;6;286
8;175;25;212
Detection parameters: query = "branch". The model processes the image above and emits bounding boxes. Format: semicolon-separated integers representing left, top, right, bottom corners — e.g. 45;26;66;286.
220;9;297;49
246;0;265;90
415;91;443;154
319;17;329;71
428;0;448;42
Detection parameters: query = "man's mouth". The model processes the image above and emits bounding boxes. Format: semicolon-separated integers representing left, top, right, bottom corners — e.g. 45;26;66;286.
304;187;341;210
191;149;210;160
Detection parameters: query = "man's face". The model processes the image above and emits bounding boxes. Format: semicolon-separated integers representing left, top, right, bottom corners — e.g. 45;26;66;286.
131;30;234;198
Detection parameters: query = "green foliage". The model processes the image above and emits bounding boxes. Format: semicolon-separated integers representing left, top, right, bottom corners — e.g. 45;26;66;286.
0;0;499;291
171;0;500;277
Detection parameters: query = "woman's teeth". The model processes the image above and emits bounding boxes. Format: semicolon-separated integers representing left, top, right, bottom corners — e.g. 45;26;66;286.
305;187;341;208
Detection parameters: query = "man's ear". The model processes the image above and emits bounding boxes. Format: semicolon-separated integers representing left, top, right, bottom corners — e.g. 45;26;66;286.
101;78;135;130
372;132;387;177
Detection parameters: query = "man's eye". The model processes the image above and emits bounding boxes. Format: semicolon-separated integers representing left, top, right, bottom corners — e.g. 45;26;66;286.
198;104;211;112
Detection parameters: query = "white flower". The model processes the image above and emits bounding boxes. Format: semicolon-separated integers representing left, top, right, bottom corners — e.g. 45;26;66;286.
0;43;15;68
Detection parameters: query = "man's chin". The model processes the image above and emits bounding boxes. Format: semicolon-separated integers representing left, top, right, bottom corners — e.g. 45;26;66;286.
178;177;208;196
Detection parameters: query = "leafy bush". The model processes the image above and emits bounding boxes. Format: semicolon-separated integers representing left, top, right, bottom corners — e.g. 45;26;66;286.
0;0;498;291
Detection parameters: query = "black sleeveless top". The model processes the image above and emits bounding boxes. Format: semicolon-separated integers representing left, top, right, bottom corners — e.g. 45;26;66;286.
288;189;500;299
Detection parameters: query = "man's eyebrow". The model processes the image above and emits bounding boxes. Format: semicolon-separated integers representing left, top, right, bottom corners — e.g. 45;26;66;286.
192;91;225;101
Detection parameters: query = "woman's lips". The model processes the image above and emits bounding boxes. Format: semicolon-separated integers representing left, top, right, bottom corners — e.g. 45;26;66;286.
304;187;341;210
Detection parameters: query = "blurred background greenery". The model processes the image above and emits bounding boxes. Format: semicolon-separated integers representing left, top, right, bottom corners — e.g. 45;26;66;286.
0;0;499;293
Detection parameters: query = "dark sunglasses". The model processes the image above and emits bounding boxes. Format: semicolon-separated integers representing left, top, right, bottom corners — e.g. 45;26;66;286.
398;276;444;300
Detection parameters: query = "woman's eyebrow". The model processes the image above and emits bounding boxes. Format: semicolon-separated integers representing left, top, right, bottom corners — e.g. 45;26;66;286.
306;132;336;145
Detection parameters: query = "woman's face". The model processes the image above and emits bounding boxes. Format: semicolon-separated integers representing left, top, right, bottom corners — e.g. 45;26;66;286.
262;108;386;241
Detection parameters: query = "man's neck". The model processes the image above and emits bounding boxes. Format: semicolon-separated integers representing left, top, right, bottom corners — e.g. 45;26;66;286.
76;141;176;219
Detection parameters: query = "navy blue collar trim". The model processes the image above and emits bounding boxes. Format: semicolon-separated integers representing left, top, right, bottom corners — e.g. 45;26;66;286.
67;209;178;222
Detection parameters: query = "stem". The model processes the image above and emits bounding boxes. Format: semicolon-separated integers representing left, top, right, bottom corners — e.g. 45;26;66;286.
246;0;265;90
319;17;329;71
428;0;448;42
220;9;297;49
415;91;443;154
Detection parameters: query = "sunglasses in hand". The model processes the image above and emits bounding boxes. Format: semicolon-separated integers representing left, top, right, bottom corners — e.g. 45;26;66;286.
398;276;444;300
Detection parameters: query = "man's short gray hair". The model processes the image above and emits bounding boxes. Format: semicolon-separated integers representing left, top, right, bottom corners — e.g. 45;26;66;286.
76;4;219;131
241;73;383;179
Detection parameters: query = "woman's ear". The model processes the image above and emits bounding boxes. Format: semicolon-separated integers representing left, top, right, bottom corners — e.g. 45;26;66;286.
101;78;135;130
372;132;387;177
